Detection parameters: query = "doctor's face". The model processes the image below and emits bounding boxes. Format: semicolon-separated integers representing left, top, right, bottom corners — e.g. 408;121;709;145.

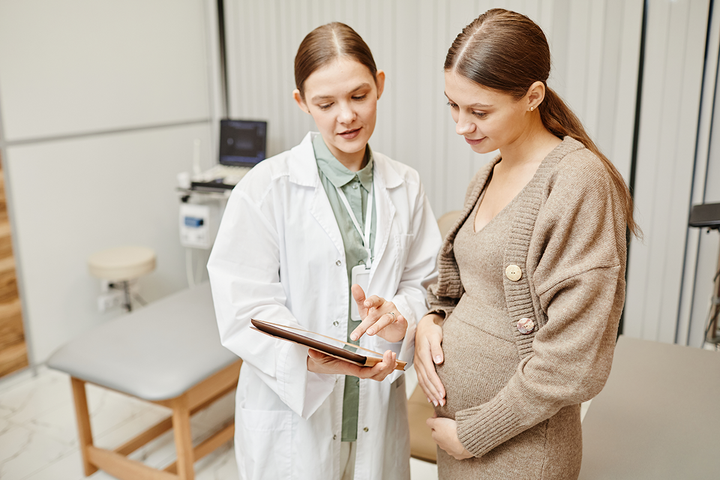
295;57;385;169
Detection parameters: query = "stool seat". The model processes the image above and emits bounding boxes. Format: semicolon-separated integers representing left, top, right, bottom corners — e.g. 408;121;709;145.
48;283;237;401
88;245;157;282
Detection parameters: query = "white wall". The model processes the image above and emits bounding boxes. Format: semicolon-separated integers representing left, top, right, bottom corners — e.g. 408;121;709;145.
624;0;714;346
0;0;223;364
224;0;643;216
680;0;720;347
3;0;717;364
224;0;720;347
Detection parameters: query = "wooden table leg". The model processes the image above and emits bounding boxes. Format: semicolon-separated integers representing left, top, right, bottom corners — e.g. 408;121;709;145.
172;394;195;480
70;377;98;476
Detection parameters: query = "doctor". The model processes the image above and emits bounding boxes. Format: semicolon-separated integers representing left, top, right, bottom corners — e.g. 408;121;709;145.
207;22;441;480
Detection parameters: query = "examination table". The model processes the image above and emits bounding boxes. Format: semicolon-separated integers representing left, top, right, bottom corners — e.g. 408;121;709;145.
48;282;242;480
579;335;720;479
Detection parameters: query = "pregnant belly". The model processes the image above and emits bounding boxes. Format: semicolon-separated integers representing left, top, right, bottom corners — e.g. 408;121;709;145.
434;310;520;418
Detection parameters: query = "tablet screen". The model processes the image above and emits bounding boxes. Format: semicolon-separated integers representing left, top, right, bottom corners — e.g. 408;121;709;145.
251;319;368;365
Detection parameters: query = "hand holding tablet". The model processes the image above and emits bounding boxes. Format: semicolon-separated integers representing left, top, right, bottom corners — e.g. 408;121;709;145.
250;319;406;371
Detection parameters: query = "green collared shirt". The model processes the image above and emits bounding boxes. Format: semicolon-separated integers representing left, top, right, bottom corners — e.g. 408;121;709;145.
313;134;377;442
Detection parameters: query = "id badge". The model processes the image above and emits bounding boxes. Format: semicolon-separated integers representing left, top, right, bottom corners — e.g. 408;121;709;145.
351;264;371;321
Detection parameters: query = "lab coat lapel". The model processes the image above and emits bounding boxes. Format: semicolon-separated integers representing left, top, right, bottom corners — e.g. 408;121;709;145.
370;157;399;282
310;185;345;258
289;133;345;259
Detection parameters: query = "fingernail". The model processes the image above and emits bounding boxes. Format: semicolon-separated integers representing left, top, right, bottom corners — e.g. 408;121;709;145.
350;334;357;341
427;398;432;403
365;300;371;306
440;399;446;406
367;329;374;335
433;400;438;407
434;355;442;363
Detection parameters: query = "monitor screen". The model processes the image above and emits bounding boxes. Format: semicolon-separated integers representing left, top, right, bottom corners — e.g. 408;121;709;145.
219;119;267;167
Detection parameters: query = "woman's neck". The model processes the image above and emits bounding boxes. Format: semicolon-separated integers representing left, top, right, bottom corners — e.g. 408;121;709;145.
498;124;561;170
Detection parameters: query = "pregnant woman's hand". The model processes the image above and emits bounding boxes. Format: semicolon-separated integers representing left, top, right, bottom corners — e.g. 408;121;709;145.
427;416;473;460
414;313;446;406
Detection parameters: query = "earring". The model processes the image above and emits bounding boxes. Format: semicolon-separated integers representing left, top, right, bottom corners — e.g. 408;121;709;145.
530;106;534;111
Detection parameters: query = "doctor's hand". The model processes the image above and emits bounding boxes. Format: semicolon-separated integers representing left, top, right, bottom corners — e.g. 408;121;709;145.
427;415;473;460
415;313;446;407
349;284;407;343
306;348;397;381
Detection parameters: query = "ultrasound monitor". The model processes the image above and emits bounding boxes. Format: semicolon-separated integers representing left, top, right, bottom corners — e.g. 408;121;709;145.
219;119;267;167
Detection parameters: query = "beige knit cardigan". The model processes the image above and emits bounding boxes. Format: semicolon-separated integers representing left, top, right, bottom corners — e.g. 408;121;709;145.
427;137;628;458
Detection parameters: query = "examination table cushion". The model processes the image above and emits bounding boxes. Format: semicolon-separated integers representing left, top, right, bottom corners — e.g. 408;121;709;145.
47;283;238;401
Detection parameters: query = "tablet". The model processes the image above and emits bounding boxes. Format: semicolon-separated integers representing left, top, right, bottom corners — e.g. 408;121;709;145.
250;319;406;371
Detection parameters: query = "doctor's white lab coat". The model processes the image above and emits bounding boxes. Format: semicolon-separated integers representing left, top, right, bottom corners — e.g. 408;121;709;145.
207;132;442;480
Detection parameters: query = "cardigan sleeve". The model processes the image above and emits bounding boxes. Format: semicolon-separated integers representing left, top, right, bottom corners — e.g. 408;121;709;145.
455;151;627;457
425;294;458;321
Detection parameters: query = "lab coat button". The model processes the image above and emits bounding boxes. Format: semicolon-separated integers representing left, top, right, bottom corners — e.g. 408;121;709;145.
333;434;337;440
363;427;369;432
336;260;342;266
517;317;535;334
505;265;522;281
333;320;339;327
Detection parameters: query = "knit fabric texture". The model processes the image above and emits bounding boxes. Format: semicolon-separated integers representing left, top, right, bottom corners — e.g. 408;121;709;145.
427;137;627;479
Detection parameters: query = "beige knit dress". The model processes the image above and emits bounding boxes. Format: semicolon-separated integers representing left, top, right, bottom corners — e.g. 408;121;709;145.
428;138;627;479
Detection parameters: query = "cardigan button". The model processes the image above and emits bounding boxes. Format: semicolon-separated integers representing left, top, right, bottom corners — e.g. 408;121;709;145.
505;264;522;281
517;317;535;334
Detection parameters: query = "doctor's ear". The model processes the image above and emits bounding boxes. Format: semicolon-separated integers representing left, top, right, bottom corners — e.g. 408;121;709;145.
293;89;310;114
375;70;386;100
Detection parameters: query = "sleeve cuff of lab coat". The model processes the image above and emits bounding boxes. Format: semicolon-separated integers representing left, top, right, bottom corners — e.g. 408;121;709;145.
276;341;335;419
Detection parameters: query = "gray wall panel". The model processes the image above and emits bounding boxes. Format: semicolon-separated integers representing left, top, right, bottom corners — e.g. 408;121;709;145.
0;0;221;364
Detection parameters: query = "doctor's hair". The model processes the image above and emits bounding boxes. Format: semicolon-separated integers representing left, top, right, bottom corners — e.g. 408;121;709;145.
294;22;378;100
446;8;639;238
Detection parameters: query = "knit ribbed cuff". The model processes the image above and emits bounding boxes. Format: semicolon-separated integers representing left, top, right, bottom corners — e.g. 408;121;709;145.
455;396;523;458
426;306;453;322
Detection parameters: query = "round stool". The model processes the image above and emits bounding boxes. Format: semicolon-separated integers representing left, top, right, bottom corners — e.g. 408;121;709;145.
88;246;156;311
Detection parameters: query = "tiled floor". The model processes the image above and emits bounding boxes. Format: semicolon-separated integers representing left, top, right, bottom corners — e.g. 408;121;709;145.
0;366;439;480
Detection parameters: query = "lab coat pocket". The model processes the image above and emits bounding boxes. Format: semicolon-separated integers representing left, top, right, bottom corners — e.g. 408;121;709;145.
238;407;293;480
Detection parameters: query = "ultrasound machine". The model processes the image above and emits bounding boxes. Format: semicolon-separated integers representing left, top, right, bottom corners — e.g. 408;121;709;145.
191;119;267;190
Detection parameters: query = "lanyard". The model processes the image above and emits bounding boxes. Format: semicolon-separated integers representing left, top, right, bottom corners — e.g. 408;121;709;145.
334;182;373;268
